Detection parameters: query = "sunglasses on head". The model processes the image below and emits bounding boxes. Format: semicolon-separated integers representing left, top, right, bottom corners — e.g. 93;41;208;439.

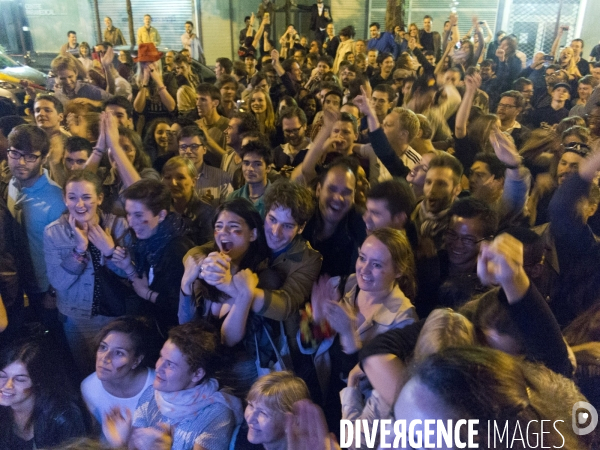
563;141;591;157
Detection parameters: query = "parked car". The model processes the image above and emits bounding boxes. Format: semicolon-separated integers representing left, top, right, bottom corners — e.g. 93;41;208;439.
0;49;48;105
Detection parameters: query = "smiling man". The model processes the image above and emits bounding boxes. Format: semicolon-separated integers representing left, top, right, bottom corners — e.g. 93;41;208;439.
302;159;367;277
33;95;66;138
178;125;232;207
413;153;463;251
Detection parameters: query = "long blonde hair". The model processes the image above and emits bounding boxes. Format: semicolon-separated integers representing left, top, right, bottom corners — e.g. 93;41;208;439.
250;88;276;136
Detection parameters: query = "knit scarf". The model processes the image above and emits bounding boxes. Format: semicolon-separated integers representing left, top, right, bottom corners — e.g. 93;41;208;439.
154;378;243;424
128;212;188;277
417;200;451;242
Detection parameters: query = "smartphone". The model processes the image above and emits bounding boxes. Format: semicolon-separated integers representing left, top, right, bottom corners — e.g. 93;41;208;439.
478;21;485;25
544;54;554;62
562;25;570;31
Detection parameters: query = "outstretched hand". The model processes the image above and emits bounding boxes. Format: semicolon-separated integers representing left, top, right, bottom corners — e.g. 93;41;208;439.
103;407;132;448
489;127;521;167
286;400;340;450
311;275;340;324
464;72;481;92
477;233;530;303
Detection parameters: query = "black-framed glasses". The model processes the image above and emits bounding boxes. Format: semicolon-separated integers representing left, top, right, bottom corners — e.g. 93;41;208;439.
179;143;203;153
444;230;489;248
7;149;42;163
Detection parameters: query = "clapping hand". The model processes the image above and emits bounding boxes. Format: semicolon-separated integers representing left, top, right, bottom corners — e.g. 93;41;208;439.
131;423;173;450
489;127;521;168
464;72;481;92
103;407;132;448
286;400;340;450
310;275;340;324
202;252;233;293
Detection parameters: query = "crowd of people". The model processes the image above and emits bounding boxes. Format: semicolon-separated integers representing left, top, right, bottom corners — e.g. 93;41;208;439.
1;2;600;449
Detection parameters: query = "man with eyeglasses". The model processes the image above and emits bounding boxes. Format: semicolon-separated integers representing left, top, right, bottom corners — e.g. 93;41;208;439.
273;106;311;171
177;125;232;207
415;196;499;317
496;91;530;149
5;125;65;336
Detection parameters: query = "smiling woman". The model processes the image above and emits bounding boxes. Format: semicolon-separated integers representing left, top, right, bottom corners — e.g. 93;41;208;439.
0;334;86;448
44;171;132;376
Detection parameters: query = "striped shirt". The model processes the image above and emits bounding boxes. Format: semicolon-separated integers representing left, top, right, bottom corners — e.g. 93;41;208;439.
401;146;422;170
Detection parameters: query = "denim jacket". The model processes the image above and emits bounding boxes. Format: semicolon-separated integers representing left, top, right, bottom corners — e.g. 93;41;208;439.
44;213;128;319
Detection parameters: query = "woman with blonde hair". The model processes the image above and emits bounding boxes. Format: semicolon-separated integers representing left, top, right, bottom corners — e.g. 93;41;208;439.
249;87;276;142
161;156;214;245
408;23;421;49
236;371;311;448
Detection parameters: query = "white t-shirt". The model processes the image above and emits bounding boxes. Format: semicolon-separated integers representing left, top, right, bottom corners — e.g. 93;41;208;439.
81;368;155;438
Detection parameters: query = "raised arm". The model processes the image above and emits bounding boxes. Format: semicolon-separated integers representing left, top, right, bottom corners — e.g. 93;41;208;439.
252;16;268;49
103;112;141;187
550;26;566;59
291;107;339;184
455;72;480;139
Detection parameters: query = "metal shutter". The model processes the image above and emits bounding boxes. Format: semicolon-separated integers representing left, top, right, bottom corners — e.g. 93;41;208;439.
406;0;500;42
98;0;194;50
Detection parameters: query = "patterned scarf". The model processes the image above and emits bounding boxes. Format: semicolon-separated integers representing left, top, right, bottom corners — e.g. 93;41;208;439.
154;378;243;423
128;212;188;277
417;200;451;242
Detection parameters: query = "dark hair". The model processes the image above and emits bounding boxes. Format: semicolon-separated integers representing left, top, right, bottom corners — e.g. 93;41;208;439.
185;21;194;28
323;88;344;105
264;179;315;226
121;178;171;215
0;115;26;137
64;136;93;157
317;55;334;68
178;124;205;142
196;83;222;103
500;90;525;109
34;94;64;114
67;30;76;37
95;316;161;369
376;52;393;65
167;321;221;379
500;35;517;57
119;127;151;172
472;152;507;180
216;74;238;91
501;226;544;268
373;84;396;103
480;59;497;71
423;15;432;20
449;196;499;238
8;124;50;157
428;153;463;185
143;118;173;162
513;77;533;92
409;346;589;449
367;178;416;219
340;25;356;39
173;53;190;67
240;141;273;166
369;22;381;30
572;38;584;48
411;74;438;95
279;105;307;127
103;96;133;119
230;111;260;136
281;58;299;74
216;57;233;74
212;199;269;271
0;333;80;433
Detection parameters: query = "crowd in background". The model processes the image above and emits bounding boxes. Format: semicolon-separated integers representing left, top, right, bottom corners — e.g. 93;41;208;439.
1;2;600;448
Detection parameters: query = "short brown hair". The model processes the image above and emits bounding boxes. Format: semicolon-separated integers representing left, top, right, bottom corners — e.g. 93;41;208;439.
8;124;50;157
121;178;171;215
167;321;221;377
264;179;315;226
